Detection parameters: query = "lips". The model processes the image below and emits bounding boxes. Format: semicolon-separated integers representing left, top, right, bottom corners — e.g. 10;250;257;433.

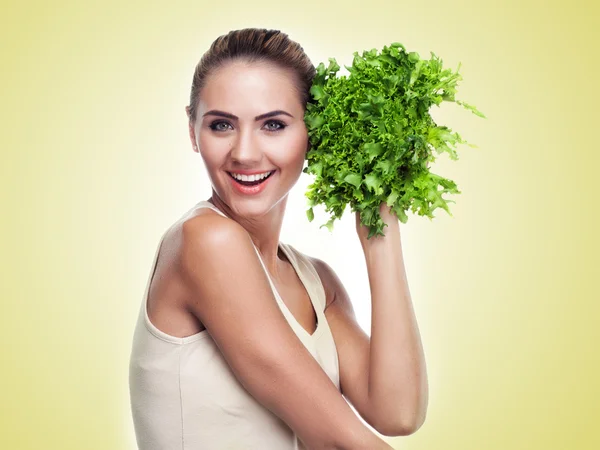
227;170;275;195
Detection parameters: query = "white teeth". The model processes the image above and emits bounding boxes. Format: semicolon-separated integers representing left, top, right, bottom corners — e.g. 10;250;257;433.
231;171;272;182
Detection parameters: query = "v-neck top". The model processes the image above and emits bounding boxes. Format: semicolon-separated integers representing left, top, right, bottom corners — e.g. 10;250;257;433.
129;200;340;450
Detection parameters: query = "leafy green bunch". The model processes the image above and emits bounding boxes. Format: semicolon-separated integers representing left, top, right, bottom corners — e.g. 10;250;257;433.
303;42;485;239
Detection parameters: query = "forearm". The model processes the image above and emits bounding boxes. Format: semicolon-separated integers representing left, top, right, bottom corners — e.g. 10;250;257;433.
361;220;428;434
301;395;393;450
328;424;393;450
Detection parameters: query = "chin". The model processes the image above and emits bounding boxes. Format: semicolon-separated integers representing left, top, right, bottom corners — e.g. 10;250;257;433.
230;194;289;219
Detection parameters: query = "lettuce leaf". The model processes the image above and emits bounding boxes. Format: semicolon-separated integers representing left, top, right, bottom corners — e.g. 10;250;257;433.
303;43;486;238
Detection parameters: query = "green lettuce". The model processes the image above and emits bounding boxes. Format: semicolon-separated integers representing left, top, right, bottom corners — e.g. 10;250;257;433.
303;43;486;239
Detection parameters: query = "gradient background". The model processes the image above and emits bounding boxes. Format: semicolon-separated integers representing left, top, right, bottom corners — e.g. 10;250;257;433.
1;0;598;449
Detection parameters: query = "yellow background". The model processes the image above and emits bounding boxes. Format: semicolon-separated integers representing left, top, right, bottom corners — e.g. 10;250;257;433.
1;0;598;449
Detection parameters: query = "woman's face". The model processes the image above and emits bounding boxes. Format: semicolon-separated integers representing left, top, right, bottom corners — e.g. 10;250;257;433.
189;60;308;218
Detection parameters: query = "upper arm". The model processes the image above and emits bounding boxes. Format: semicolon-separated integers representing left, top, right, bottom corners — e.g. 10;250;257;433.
309;256;379;432
176;216;376;448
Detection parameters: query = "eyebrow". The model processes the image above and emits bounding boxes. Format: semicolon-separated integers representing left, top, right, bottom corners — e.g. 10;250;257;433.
202;109;294;121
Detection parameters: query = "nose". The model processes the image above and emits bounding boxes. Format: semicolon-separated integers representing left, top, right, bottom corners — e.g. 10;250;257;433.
229;128;262;165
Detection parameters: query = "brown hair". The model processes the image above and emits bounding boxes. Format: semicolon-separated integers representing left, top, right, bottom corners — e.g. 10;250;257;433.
186;28;315;123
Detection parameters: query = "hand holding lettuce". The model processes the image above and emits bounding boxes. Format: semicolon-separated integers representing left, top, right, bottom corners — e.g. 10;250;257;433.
303;43;485;239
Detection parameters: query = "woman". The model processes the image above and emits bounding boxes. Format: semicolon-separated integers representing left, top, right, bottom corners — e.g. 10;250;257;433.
129;28;427;450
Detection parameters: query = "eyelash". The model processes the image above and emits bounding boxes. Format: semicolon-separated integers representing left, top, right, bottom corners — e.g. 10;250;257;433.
208;120;286;133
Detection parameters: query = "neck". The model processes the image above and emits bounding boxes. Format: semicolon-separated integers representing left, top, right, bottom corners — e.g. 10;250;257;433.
208;193;288;278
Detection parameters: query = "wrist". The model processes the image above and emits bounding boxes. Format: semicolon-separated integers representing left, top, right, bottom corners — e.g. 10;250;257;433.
360;223;400;252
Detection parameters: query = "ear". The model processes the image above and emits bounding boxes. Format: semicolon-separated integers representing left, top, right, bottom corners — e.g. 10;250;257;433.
186;106;199;153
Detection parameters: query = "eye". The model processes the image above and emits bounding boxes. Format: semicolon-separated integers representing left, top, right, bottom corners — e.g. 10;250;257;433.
209;121;233;132
264;120;286;132
208;119;286;132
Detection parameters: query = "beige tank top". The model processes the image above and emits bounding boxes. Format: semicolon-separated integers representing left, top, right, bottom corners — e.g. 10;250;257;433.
129;200;340;450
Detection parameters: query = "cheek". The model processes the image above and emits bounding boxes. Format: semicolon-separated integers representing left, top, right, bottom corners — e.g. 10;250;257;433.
198;133;229;163
269;132;308;167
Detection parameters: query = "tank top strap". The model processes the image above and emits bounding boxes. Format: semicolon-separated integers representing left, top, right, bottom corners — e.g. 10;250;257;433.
280;243;327;314
194;200;229;218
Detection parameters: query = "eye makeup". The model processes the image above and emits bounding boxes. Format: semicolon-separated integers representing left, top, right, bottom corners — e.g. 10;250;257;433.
208;119;287;132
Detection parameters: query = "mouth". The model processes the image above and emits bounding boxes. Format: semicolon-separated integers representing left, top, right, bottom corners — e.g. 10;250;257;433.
227;170;275;187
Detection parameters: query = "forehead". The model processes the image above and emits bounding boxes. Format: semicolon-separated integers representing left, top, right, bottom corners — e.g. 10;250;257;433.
198;61;302;116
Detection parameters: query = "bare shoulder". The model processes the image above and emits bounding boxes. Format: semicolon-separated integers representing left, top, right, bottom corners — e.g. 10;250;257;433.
142;207;250;339
166;206;249;287
176;210;254;300
179;207;248;252
180;204;245;238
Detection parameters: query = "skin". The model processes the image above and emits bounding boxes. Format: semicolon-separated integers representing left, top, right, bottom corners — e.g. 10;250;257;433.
146;59;427;448
187;59;307;282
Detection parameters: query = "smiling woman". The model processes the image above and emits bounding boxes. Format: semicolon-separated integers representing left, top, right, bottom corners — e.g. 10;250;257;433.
128;27;404;450
189;56;311;215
